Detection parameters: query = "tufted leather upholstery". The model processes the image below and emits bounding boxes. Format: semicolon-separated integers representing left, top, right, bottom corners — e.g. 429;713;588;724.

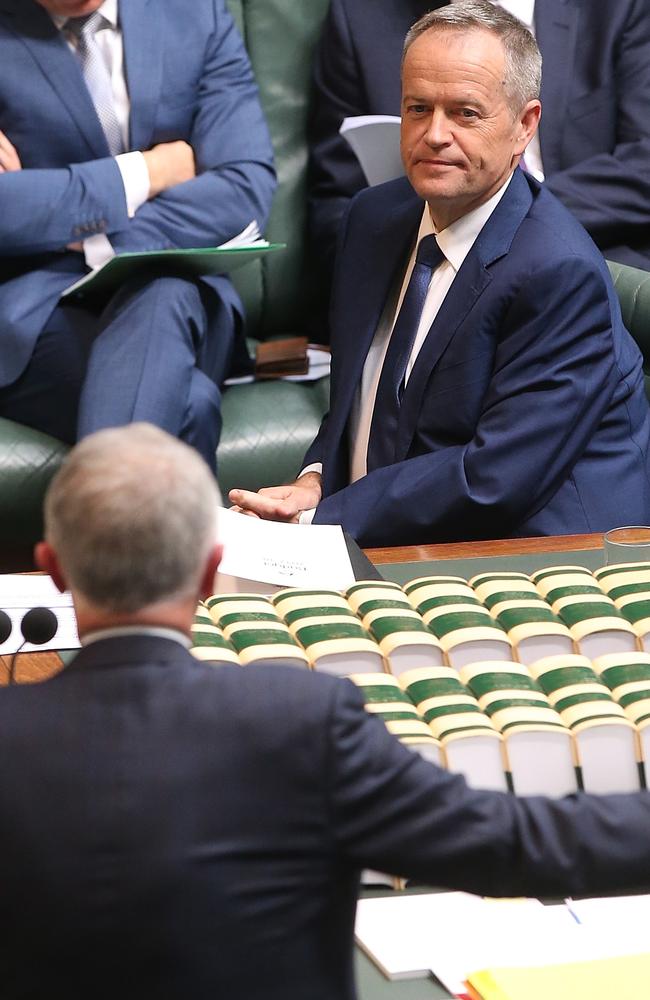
607;261;650;401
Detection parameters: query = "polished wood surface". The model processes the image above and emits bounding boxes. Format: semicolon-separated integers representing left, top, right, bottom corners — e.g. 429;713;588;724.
365;531;604;565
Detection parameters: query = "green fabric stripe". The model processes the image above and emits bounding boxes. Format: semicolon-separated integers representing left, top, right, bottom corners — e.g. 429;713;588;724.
496;607;560;629
357;598;410;615
499;719;567;733
465;672;542;697
422;703;482;721
436;723;495;740
532;568;593;583
563;711;625;729
608;582;650;600
404;577;465;594
600;664;650;688
618;690;650;708
619;601;650;625
283;606;354;625
484;697;550;715
406;677;467;702
218;611;279;627
415;595;480;613
596;564;650;579
374;710;420;722
482;590;544;610
190;632;233;649
536;666;599;693
347;583;404;595
545;584;601;603
554;692;614;712
369;617;430;642
557;602;621;626
428;611;499;638
294;622;369;645
272;590;342;603
359;685;414;705
206;595;271;607
229;629;297;651
471;573;530;585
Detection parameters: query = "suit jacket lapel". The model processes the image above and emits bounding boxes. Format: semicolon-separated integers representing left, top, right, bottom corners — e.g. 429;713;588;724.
120;0;163;151
322;183;423;486
0;0;110;158
535;0;580;174
395;170;534;461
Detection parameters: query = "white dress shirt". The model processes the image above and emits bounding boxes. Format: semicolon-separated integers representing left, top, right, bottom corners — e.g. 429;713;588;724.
492;0;544;180
52;0;150;268
82;624;192;649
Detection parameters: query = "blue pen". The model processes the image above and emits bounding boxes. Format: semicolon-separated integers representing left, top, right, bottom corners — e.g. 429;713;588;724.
564;897;582;925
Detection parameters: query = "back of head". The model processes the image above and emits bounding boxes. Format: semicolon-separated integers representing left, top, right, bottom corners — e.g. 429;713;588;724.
404;0;542;113
44;424;219;613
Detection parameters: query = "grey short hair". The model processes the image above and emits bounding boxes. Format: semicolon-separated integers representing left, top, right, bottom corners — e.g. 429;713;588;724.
404;0;542;113
44;424;219;613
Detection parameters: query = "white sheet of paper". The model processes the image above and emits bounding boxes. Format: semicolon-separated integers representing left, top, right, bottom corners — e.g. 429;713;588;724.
216;506;355;590
0;575;79;653
339;115;403;186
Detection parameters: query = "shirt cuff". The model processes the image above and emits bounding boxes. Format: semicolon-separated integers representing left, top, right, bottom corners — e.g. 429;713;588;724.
298;507;317;525
298;462;323;478
115;151;150;217
83;233;115;271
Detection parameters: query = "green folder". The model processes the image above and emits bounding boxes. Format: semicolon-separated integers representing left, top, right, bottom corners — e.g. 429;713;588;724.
61;243;286;300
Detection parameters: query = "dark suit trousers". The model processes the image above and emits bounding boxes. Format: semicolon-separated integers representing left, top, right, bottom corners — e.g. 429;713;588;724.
0;272;236;472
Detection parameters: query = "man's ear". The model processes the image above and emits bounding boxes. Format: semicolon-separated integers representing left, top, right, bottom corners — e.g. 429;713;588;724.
34;541;68;594
514;99;541;154
198;543;222;601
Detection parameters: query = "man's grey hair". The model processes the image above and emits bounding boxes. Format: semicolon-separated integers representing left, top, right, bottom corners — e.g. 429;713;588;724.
44;424;219;613
404;0;542;113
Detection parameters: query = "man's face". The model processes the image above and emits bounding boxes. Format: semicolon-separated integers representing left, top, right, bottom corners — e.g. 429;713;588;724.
400;28;540;230
35;0;105;16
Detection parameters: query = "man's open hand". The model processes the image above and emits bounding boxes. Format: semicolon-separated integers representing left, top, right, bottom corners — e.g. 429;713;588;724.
229;472;323;523
0;130;21;172
143;140;195;198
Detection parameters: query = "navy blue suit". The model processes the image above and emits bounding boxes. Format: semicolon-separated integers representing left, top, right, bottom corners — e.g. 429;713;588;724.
0;0;275;467
308;0;650;330
1;634;650;998
305;171;650;545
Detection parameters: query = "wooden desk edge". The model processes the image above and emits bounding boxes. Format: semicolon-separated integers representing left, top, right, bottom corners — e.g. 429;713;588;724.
365;532;605;565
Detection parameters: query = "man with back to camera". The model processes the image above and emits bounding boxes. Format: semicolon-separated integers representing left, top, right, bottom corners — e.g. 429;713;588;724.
1;420;650;998
230;0;650;546
0;0;275;471
307;0;650;331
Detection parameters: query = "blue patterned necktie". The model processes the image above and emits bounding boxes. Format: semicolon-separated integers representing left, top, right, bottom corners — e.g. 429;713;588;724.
65;12;124;156
366;234;445;472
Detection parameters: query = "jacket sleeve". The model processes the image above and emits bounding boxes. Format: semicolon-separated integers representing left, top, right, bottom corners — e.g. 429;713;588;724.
328;678;650;898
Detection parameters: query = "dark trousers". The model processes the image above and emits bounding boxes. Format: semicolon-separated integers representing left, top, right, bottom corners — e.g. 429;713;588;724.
0;275;236;472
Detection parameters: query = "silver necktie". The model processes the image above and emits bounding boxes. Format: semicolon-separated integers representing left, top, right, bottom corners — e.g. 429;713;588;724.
65;12;124;156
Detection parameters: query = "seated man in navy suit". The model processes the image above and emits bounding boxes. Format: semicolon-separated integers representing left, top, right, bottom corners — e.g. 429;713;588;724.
0;0;275;471
2;420;650;999
307;0;650;335
230;0;650;546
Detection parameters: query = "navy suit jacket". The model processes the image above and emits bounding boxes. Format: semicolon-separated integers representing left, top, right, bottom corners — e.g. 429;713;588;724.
2;633;650;999
308;0;650;287
305;170;650;546
0;0;275;387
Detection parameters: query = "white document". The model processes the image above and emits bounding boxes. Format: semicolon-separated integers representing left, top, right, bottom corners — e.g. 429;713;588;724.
216;506;355;591
0;575;79;653
355;893;584;994
339;115;403;186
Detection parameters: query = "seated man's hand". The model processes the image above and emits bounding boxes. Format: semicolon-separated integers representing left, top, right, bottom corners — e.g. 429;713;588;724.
229;472;323;523
0;130;21;172
143;140;196;198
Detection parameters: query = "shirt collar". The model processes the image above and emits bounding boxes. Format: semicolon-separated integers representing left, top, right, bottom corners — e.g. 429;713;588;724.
81;624;192;649
52;0;119;31
421;172;515;273
493;0;535;30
